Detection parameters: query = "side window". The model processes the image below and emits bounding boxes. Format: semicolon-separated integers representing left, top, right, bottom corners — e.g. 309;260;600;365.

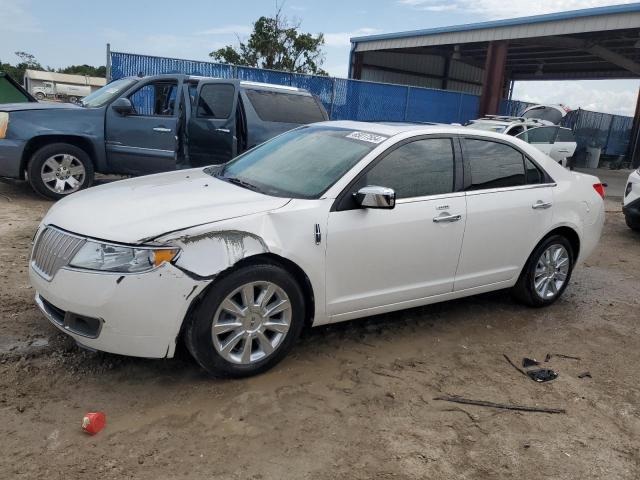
197;84;235;119
556;128;576;143
357;138;455;199
525;157;544;185
464;139;525;190
523;127;558;144
245;89;325;124
129;82;177;116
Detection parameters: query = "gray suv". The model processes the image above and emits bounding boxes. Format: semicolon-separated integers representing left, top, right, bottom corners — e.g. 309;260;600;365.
0;74;328;199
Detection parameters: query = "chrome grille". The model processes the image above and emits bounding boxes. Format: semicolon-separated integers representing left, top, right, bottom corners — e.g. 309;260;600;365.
31;227;85;280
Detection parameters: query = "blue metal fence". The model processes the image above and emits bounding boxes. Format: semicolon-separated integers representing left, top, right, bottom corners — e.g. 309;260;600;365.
110;51;633;158
110;51;481;124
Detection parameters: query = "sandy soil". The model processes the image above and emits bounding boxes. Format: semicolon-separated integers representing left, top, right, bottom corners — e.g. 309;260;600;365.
1;178;639;480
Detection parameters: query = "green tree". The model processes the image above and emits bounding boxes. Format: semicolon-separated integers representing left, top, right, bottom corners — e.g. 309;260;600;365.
58;64;106;77
210;7;327;75
0;51;44;84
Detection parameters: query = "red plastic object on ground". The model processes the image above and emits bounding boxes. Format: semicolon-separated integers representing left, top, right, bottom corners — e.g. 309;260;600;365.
81;412;106;435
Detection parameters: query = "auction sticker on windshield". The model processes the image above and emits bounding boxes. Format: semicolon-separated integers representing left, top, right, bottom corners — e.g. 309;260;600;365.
346;131;388;144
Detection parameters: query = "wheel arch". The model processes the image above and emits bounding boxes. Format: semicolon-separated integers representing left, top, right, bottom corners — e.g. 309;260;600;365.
541;225;581;263
176;251;316;353
21;135;96;178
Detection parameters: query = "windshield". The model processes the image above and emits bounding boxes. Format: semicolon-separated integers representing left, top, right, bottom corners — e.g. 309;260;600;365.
213;126;386;199
81;78;137;107
522;106;563;124
466;122;506;133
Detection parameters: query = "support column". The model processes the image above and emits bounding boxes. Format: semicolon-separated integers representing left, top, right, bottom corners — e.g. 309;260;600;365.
627;87;640;168
352;52;364;80
478;41;508;117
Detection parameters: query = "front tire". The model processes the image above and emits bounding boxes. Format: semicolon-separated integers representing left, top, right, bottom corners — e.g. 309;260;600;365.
185;263;305;378
512;235;574;307
27;143;94;200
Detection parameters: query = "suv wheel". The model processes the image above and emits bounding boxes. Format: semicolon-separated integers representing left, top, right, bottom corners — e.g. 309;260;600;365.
27;143;94;200
512;235;574;307
185;263;305;377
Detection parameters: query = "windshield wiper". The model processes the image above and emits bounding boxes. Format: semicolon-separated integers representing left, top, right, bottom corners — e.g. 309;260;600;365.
221;176;262;193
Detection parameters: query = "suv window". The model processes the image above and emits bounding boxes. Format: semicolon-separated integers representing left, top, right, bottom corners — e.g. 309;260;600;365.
556;128;575;142
129;81;177;116
357;138;455;199
507;125;524;136
521;126;558;144
245;89;324;124
464;139;525;190
197;83;235;119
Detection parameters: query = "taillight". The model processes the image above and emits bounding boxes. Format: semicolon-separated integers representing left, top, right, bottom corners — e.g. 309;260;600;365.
593;183;606;199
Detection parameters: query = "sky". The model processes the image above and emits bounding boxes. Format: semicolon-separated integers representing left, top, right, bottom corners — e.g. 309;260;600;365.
1;0;639;116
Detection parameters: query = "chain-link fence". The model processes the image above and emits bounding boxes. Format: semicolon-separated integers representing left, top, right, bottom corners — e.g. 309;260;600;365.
110;51;633;159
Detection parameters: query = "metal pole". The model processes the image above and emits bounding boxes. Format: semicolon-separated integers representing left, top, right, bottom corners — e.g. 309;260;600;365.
403;86;410;121
329;78;336;119
106;43;112;81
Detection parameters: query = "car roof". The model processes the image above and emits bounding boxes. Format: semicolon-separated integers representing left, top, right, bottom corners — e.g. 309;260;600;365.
313;120;489;137
119;74;312;96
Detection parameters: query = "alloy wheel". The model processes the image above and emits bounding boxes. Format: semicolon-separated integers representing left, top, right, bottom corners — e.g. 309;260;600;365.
211;281;292;365
40;153;86;195
534;244;570;299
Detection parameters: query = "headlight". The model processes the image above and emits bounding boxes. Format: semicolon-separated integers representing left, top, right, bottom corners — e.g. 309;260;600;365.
69;240;179;273
0;112;8;139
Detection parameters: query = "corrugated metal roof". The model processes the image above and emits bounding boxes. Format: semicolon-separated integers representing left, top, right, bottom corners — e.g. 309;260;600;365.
24;69;106;86
352;3;640;51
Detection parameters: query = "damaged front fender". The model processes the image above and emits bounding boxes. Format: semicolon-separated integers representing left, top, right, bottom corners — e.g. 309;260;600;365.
167;229;270;280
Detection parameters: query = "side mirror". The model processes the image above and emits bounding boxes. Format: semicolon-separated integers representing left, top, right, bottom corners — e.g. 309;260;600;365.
354;186;396;209
111;97;134;115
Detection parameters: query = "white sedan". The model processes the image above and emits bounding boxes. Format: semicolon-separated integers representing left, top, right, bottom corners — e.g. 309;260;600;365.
29;122;606;377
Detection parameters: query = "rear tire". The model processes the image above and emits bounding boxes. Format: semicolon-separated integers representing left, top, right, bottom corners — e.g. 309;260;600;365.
512;234;574;307
185;263;305;378
27;143;94;200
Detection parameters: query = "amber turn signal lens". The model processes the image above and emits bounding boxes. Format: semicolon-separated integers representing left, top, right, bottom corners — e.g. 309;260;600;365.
0;112;8;139
152;249;179;267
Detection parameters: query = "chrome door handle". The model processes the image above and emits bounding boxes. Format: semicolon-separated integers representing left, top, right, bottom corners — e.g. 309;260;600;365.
215;128;231;133
532;201;552;210
433;214;462;223
153;127;171;133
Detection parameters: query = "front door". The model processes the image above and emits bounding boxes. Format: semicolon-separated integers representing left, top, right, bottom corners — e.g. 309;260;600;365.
187;79;238;167
516;126;558;159
454;137;554;291
325;137;466;319
105;78;180;174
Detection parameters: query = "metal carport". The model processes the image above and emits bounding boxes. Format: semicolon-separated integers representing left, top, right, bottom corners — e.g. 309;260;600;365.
350;3;640;166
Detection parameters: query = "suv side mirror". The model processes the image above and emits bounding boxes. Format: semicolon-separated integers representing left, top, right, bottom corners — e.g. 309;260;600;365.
354;186;396;209
111;97;134;115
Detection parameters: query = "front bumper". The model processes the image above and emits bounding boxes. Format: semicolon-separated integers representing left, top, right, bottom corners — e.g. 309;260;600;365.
623;197;640;225
30;262;208;358
0;139;26;178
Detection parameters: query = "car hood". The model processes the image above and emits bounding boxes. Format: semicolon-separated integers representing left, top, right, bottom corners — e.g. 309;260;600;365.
0;102;82;112
43;169;291;244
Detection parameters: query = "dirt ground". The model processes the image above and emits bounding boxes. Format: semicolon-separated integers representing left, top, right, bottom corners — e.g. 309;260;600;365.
1;178;639;480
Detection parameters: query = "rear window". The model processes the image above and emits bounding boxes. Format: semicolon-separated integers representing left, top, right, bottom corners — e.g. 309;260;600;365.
522;106;563;125
245;89;325;124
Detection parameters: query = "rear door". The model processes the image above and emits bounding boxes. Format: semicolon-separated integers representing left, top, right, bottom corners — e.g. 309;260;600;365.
187;79;239;166
105;78;181;174
455;137;554;291
242;88;328;149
